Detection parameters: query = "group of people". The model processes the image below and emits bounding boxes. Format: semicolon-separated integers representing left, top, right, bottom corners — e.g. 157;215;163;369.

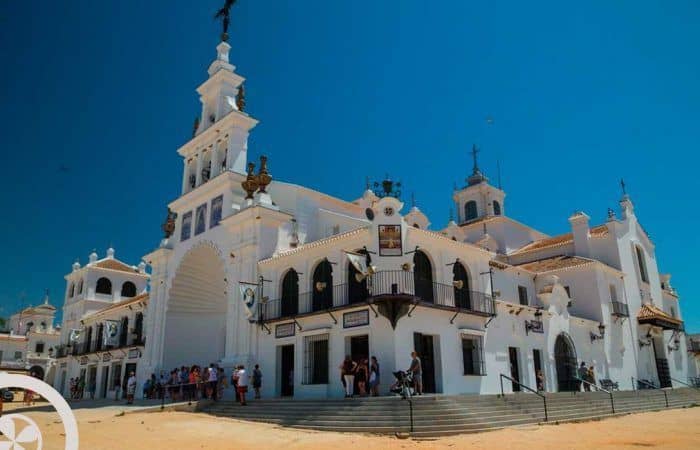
139;363;262;406
340;352;425;398
340;355;380;397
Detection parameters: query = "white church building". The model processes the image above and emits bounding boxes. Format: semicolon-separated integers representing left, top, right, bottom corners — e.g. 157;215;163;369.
134;37;689;399
53;35;690;400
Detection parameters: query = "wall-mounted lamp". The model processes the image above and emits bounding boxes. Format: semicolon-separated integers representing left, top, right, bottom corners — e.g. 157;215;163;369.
534;307;543;318
590;324;606;342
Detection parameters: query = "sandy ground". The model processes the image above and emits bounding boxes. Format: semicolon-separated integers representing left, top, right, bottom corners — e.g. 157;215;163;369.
2;402;699;450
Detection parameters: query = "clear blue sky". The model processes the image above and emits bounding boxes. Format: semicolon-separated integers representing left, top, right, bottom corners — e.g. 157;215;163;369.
0;1;698;331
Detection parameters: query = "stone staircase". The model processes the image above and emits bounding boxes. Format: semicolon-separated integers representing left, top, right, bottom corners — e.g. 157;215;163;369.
202;388;700;437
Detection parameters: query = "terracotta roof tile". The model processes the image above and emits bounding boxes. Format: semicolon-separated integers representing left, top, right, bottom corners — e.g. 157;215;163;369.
515;255;593;273
510;224;609;256
94;259;139;273
637;303;683;325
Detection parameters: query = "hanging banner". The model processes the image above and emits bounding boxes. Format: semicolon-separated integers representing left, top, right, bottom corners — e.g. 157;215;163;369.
239;283;258;320
103;320;120;347
345;251;369;275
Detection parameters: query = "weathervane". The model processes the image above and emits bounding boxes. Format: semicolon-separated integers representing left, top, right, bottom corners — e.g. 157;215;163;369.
620;178;627;196
372;174;402;199
471;144;480;174
214;0;238;42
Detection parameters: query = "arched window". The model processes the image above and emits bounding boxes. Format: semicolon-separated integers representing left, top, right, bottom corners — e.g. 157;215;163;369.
119;316;129;347
77;279;83;294
68;283;75;298
493;200;501;216
413;250;434;303
96;277;112;295
26;322;34;333
453;262;471;309
413;223;420;229
312;259;333;312
39;321;47;331
464;201;478;222
347;250;369;304
635;245;649;283
281;269;300;317
121;281;137;298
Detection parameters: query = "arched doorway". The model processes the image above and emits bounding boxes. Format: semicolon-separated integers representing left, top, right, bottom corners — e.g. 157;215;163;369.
281;269;299;316
347;249;369;304
413;250;434;303
163;243;227;370
554;333;578;392
452;262;471;309
312;259;333;311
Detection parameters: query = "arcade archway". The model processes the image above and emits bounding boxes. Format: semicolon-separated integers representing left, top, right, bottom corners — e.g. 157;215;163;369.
163;243;227;370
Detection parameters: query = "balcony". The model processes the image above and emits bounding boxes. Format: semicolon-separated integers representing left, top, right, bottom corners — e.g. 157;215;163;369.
611;301;630;318
260;270;496;322
688;341;700;353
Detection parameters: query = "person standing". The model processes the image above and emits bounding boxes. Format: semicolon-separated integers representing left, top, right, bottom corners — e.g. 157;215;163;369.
356;359;368;396
369;356;380;397
126;371;136;405
536;370;545;392
341;356;358;398
587;365;596;390
235;365;249;406
578;362;588;391
207;365;218;401
252;364;263;399
409;352;423;395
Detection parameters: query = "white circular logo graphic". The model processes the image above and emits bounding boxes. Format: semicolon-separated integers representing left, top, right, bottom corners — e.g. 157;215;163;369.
0;373;78;450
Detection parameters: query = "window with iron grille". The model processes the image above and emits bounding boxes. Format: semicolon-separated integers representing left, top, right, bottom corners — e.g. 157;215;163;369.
303;334;329;384
35;342;45;354
518;286;528;306
462;335;485;375
14;351;22;361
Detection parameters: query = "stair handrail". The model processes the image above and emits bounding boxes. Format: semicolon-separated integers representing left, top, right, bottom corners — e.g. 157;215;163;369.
669;376;699;390
573;376;615;414
499;373;548;422
632;376;668;408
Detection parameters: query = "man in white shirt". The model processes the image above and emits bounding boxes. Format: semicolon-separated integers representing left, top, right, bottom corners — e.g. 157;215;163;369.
208;365;218;401
126;372;137;405
235;365;249;406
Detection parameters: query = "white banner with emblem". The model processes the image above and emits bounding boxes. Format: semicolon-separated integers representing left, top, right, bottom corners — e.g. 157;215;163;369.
239;283;259;320
103;320;120;347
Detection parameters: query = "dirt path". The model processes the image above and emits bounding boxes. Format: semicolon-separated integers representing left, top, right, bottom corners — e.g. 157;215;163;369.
3;403;700;449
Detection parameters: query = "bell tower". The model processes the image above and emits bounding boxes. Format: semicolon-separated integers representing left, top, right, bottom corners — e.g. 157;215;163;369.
178;5;258;196
452;145;506;223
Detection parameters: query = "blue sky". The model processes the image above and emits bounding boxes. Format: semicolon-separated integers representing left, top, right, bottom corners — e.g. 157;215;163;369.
0;1;698;331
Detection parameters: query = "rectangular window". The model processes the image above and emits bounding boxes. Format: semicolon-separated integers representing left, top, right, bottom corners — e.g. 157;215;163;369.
35;343;45;354
0;351;3;362
461;335;485;375
302;334;329;385
195;203;207;235
180;211;192;241
609;284;618;302
518;286;528;306
636;246;649;283
210;195;223;228
14;351;22;361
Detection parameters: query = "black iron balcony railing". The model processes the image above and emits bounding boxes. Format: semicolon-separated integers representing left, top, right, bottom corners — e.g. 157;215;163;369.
260;270;496;321
611;301;629;317
69;339;145;357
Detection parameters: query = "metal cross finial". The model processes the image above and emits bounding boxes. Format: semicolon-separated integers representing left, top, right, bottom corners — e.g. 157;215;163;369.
411;192;416;208
365;176;370;190
449;208;454;222
471;144;480;174
620;178;627;196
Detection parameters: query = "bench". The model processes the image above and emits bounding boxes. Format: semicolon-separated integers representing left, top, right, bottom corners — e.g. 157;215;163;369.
600;379;619;391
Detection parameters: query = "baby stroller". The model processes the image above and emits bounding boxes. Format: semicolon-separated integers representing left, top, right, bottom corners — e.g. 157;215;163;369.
390;370;414;399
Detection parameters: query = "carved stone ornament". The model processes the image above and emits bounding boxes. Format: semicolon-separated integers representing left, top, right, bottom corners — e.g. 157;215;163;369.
256;155;272;193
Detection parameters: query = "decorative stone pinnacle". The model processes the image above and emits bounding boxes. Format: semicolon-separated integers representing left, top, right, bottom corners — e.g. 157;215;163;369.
256;155;272;193
241;162;259;199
